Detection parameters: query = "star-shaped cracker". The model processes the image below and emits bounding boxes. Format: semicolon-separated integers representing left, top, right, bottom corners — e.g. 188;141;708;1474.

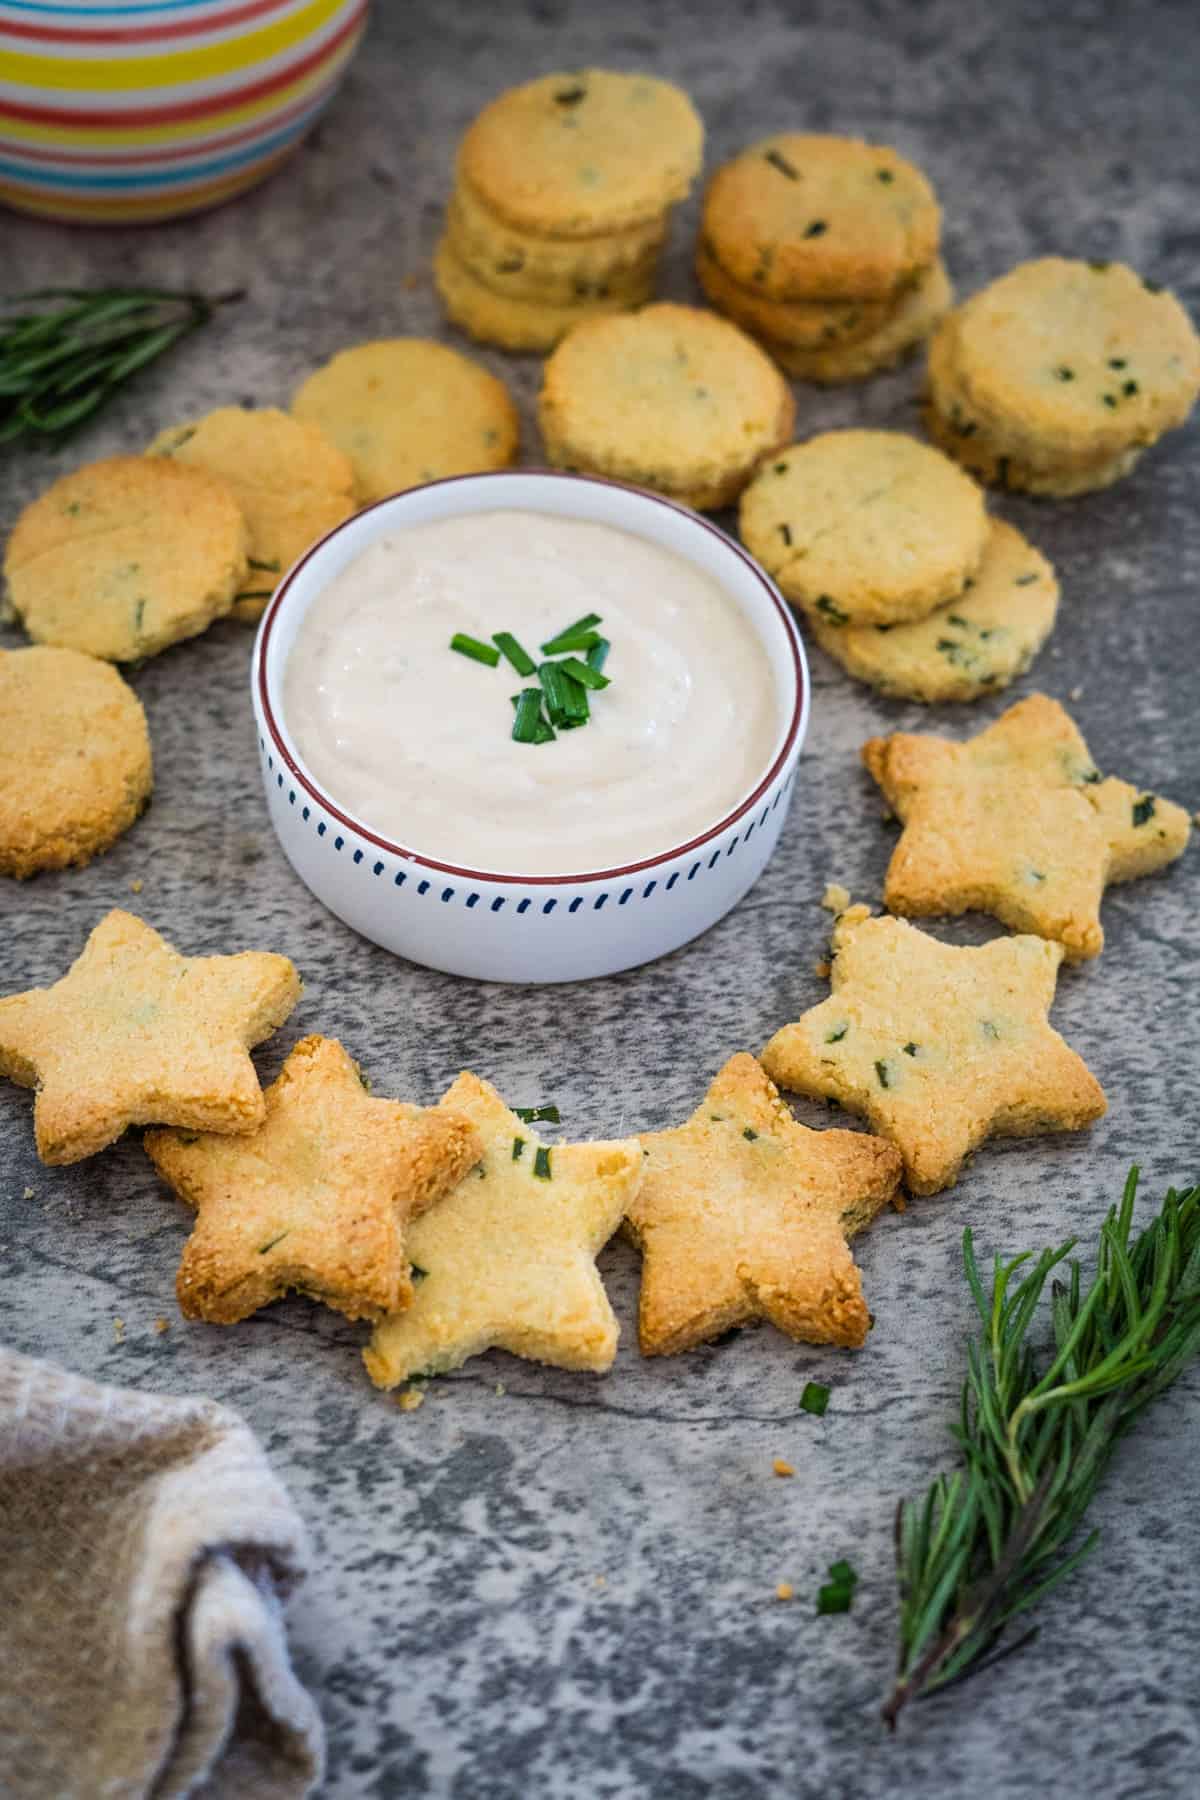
145;1035;483;1324
626;1053;902;1355
760;906;1107;1195
0;910;301;1164
863;694;1191;961
363;1072;643;1389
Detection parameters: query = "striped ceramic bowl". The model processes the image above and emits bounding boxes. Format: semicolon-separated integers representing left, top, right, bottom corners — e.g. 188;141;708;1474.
0;0;367;224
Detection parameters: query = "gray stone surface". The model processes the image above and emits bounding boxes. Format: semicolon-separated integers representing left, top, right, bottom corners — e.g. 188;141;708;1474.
2;1;1199;1794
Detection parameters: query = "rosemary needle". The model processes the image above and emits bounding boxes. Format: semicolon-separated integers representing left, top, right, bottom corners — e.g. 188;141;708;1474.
884;1168;1200;1727
0;286;241;448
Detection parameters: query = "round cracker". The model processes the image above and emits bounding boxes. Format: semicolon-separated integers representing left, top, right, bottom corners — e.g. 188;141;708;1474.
702;134;941;303
459;69;703;238
764;258;952;384
148;406;356;622
538;302;795;508
0;646;152;877
929;258;1200;464
695;237;893;349
447;181;666;305
434;235;656;352
5;455;248;662
739;429;988;627
808;518;1058;701
291;336;519;505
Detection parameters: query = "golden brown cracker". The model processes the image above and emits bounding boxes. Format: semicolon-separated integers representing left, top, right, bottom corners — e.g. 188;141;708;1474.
148;406;356;623
363;1072;643;1388
0;910;300;1164
761;906;1107;1196
862;694;1191;960
626;1053;902;1355
0;646;152;878
291;336;519;505
145;1035;482;1324
4;455;248;661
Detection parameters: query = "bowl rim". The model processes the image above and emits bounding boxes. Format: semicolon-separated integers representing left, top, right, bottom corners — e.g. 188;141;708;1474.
254;468;810;887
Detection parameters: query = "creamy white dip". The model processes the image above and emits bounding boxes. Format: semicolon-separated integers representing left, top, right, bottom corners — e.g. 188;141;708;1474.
283;511;779;875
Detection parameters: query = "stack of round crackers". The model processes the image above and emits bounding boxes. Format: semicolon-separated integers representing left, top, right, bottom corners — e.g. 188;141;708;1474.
739;428;1060;703
924;256;1200;497
436;69;704;351
697;134;951;384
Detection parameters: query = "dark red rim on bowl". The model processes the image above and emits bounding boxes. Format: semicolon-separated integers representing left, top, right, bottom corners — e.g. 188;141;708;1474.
255;469;809;887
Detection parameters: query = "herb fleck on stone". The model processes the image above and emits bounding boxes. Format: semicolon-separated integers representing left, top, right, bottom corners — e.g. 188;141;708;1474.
800;1381;830;1416
1132;794;1157;827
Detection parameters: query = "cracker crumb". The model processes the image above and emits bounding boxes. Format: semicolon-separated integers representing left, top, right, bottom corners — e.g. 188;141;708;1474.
113;1317;125;1342
1069;686;1083;702
22;1186;34;1201
822;883;851;914
593;1574;607;1588
396;1386;425;1412
154;1316;170;1335
494;1382;507;1396
129;878;144;894
892;1192;907;1213
775;1581;794;1601
813;959;831;980
773;1457;795;1478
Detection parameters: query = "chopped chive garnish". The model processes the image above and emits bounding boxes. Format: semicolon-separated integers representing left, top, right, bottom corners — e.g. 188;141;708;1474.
541;628;602;655
541;611;601;654
586;637;611;674
538;661;588;725
493;630;536;676
512;687;553;744
556;655;610;691
514;1104;560;1123
533;1146;553;1180
512;1136;526;1161
450;632;500;667
800;1381;830;1416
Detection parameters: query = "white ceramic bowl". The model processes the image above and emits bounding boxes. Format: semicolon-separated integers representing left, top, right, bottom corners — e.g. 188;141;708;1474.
251;471;810;983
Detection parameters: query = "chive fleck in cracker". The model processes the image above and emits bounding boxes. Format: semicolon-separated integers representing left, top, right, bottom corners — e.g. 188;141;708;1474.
146;1036;482;1325
364;1072;643;1388
626;1053;901;1355
761;906;1106;1196
291;337;519;506
434;234;656;353
809;519;1058;702
862;693;1192;959
4;454;248;662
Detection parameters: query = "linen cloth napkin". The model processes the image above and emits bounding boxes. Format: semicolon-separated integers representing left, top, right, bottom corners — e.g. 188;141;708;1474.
0;1345;324;1799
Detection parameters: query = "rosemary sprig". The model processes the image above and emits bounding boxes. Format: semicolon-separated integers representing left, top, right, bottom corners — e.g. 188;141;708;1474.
884;1168;1200;1728
0;286;240;448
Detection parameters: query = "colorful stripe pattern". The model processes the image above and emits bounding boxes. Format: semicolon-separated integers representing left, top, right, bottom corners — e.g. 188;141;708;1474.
0;0;368;221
